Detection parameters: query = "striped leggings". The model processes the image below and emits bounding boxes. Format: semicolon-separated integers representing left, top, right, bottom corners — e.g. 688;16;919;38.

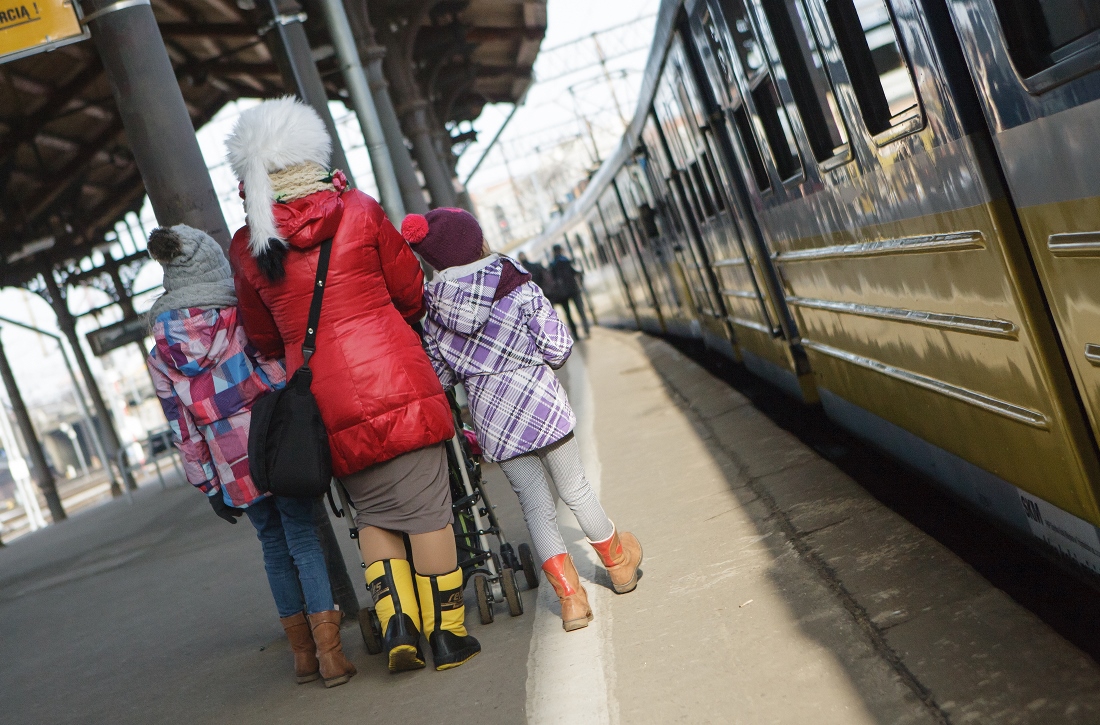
497;433;615;564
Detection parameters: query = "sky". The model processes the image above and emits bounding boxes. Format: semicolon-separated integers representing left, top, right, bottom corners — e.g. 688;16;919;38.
0;0;660;412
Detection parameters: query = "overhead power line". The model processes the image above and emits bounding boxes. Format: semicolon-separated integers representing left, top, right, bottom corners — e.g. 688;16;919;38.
532;14;655;83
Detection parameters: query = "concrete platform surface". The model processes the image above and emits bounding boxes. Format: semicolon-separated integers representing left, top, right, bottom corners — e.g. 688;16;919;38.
2;327;1099;724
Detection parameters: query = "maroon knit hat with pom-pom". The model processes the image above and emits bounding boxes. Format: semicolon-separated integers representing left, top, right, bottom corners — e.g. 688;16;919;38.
400;207;484;271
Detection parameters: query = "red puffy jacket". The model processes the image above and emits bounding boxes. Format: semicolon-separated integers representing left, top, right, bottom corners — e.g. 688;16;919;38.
230;188;454;477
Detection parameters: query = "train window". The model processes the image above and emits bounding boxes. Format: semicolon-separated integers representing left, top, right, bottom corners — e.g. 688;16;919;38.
761;0;849;162
689;161;718;217
700;151;728;212
993;0;1100;78
824;0;920;137
694;10;773;191
730;106;772;190
751;80;802;179
638;204;661;239
716;0;802;180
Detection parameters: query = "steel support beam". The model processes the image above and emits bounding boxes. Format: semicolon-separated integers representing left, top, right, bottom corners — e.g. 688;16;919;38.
0;332;66;522
396;100;456;209
348;0;427;214
83;0;231;250
375;0;457;209
44;272;136;494
320;0;403;220
262;0;355;186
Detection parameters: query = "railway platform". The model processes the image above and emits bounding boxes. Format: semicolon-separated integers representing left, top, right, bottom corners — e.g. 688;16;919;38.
2;328;1099;725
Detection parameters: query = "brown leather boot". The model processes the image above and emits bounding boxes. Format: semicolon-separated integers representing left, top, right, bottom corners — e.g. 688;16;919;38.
589;525;642;594
307;611;357;688
280;612;320;684
542;553;593;632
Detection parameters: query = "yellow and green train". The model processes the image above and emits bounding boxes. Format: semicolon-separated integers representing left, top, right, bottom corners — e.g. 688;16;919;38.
530;0;1100;572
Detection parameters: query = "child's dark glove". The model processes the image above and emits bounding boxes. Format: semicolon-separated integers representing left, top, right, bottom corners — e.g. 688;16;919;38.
209;494;245;524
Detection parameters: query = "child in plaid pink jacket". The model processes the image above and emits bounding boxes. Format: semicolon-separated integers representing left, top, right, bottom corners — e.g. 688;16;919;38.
146;224;356;687
402;208;643;632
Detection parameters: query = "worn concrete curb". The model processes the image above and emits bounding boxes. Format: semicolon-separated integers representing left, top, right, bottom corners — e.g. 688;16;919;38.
622;331;1100;725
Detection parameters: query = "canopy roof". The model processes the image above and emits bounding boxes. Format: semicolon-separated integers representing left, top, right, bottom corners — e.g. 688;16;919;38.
0;0;545;287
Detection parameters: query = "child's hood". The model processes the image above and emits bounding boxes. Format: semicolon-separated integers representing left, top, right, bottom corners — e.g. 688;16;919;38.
425;254;505;335
153;307;240;377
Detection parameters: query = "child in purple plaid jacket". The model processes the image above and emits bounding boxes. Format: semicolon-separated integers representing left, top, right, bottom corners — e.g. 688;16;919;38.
403;208;643;632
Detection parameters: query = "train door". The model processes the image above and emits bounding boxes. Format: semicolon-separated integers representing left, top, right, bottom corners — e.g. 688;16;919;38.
661;36;783;342
579;213;638;328
640;114;728;330
944;1;1100;520
595;187;666;334
614;164;687;331
684;1;815;396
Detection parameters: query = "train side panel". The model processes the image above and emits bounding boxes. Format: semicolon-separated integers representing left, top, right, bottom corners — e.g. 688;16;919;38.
689;0;1100;528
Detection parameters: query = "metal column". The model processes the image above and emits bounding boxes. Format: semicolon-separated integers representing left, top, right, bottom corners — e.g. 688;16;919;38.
320;0;404;220
0;332;66;522
365;47;428;214
82;0;231;251
377;18;457;209
399;98;457;209
344;0;427;214
45;273;136;494
263;0;355;186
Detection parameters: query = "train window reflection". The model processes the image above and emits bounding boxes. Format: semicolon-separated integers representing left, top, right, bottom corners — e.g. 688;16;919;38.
752;79;802;179
992;0;1100;77
761;0;849;162
732;106;772;190
825;0;920;136
716;0;803;180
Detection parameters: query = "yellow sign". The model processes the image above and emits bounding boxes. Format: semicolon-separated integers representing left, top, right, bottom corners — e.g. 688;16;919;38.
0;0;88;65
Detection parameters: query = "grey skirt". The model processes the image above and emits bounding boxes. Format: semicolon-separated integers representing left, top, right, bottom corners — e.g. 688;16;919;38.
339;442;453;534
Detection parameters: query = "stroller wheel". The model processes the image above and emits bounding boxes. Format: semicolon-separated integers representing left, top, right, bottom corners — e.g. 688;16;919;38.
502;567;524;617
519;543;539;589
359;607;383;655
473;574;495;625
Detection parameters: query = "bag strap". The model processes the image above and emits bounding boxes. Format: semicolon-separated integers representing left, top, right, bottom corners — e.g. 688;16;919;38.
300;238;334;371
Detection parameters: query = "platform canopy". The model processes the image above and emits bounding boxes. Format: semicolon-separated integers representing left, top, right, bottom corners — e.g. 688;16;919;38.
0;0;545;288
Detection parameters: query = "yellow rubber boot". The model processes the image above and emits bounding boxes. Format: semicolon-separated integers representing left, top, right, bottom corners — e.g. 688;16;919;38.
366;559;426;672
415;568;482;671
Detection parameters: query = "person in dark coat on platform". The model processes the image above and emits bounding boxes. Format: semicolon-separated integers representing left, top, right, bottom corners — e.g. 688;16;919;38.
226;97;480;674
518;252;547;289
546;244;589;339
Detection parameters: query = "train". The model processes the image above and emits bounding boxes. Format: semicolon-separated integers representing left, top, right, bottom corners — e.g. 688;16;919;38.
526;0;1100;574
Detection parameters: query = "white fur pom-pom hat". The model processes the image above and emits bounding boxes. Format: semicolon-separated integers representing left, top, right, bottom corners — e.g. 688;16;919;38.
225;96;332;258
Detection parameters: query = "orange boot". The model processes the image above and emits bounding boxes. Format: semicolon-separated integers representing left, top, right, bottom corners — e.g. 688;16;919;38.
588;525;642;594
542;553;593;632
280;612;320;684
307;611;358;688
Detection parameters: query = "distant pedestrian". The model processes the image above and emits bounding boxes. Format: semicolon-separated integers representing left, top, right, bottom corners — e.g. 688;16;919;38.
546;244;589;339
517;252;547;289
145;224;357;688
404;208;643;633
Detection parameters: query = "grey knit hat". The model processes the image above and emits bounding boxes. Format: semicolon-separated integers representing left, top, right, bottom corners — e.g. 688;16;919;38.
147;225;238;323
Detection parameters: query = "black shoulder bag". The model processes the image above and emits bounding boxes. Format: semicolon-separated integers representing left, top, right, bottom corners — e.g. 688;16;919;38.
248;239;334;498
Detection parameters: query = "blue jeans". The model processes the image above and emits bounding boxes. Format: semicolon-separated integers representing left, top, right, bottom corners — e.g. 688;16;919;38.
245;496;334;618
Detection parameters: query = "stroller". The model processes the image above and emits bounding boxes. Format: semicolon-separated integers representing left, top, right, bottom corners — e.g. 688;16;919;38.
331;390;537;655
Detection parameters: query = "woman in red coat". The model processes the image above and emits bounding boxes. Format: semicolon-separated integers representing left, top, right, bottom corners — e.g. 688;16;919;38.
226;97;480;673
